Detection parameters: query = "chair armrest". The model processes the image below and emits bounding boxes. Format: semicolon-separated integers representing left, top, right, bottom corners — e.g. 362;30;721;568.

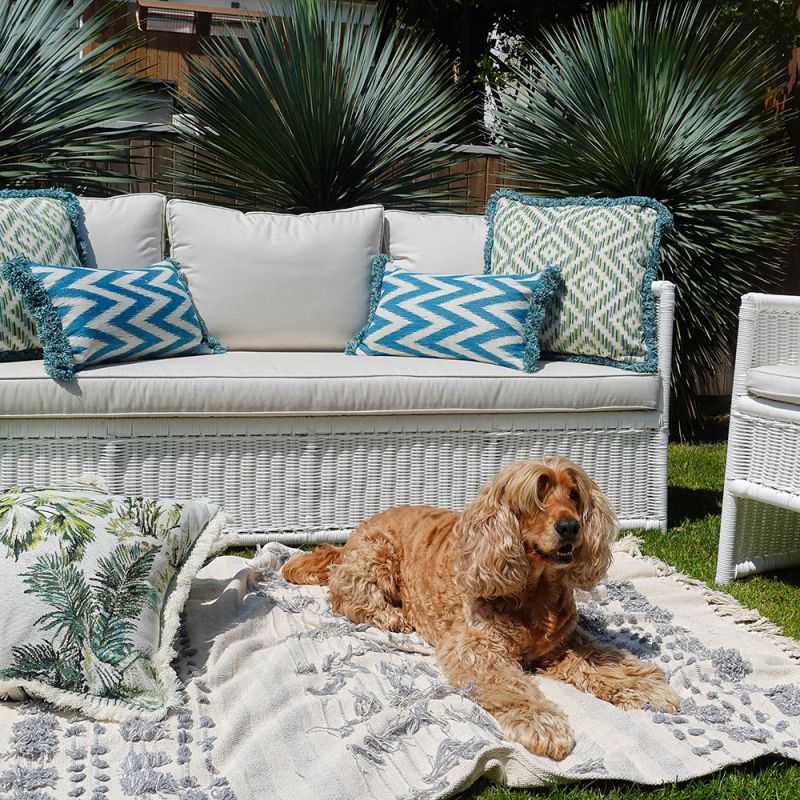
731;293;800;398
653;281;675;424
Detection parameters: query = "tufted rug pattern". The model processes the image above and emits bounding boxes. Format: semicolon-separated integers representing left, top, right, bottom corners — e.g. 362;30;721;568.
1;537;800;799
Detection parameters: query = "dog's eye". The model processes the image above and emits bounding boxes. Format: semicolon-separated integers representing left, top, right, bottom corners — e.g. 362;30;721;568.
569;488;580;503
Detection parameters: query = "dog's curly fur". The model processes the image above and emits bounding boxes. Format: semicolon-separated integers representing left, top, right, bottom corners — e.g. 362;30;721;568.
283;457;679;759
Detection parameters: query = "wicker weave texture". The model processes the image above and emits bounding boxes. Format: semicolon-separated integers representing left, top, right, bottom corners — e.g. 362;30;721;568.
1;414;666;543
717;293;800;582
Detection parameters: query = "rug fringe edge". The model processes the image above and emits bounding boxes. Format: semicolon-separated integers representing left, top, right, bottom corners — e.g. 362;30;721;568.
613;534;800;661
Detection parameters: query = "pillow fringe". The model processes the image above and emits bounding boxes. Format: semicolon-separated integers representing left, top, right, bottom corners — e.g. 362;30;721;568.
166;257;226;355
523;265;565;373
1;256;75;380
344;253;391;356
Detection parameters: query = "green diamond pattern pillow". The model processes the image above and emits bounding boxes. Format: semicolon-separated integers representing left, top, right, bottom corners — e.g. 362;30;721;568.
484;191;673;371
0;484;226;721
0;189;86;360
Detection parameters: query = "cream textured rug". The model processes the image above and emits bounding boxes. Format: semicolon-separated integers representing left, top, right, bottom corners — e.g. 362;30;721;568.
1;537;800;800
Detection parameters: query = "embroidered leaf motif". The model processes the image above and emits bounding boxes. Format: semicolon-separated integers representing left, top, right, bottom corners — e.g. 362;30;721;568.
0;489;112;561
92;542;159;662
2;543;158;699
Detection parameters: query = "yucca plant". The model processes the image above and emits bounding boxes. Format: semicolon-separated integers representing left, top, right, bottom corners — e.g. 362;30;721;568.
0;0;156;188
492;1;799;437
172;0;472;212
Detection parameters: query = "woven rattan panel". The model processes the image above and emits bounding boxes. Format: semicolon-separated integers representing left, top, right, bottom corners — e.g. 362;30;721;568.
1;413;666;541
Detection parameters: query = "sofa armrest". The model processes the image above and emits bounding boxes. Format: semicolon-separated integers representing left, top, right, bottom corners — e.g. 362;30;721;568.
731;293;800;398
653;281;675;424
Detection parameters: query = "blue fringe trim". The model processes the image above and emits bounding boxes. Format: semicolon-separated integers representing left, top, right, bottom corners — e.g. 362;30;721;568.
1;257;75;380
523;265;565;373
165;258;226;355
0;188;88;267
484;189;674;374
344;253;392;356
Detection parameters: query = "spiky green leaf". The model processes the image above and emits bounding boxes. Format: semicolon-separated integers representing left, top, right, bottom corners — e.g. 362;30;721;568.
21;553;96;651
492;1;799;436
0;0;159;188
172;0;472;211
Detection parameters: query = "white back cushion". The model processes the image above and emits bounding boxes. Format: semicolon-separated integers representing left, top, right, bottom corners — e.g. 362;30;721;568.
78;193;166;268
383;210;487;275
167;200;384;350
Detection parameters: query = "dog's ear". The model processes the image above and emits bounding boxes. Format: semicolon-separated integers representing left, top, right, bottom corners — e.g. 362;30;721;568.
453;471;529;599
569;471;618;590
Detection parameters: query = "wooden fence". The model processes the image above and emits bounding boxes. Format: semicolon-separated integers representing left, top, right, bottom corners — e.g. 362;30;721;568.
106;131;517;212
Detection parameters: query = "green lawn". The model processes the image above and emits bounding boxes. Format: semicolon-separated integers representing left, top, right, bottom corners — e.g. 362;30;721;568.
462;444;800;799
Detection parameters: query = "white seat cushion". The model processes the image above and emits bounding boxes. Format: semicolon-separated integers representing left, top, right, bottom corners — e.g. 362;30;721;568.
167;201;384;351
78;194;166;268
747;365;800;406
0;353;661;418
383;210;487;275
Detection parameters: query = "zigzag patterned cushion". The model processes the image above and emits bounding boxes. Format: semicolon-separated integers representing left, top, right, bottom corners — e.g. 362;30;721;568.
485;191;673;372
0;189;86;360
1;258;224;380
346;256;563;372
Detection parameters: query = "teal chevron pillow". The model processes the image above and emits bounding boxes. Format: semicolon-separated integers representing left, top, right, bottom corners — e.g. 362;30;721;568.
346;256;563;372
0;483;227;721
0;189;86;361
484;191;673;372
2;258;224;380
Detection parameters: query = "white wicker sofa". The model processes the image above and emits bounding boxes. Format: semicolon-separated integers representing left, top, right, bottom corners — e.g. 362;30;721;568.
0;195;676;544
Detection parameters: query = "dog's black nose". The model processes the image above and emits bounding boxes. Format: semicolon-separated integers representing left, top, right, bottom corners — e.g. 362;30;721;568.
555;518;580;540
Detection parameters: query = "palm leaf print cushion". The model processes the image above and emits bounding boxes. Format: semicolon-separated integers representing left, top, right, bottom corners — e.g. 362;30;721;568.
0;484;226;721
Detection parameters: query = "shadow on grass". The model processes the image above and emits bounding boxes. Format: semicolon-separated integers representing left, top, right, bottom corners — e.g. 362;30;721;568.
739;568;800;591
667;486;722;526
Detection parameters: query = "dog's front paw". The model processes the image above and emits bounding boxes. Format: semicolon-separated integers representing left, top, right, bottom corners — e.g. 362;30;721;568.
497;706;575;760
372;608;413;634
634;679;681;713
606;663;681;713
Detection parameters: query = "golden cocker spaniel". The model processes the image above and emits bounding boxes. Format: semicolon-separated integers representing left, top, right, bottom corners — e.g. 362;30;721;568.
283;457;679;759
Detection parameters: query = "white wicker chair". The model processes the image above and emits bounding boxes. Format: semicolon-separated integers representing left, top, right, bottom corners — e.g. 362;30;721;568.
716;293;800;583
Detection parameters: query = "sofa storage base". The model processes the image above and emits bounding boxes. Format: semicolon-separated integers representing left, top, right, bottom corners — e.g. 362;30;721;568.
0;411;668;543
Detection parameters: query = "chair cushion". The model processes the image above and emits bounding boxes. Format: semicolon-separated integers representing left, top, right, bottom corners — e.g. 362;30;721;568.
0;352;661;418
78;194;166;268
747;365;800;406
167;200;384;351
383;210;486;275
